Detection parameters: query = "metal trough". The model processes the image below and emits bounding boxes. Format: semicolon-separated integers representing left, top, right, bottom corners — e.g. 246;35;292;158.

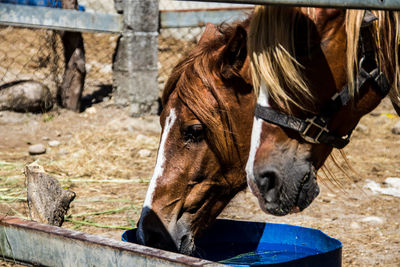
0;214;221;266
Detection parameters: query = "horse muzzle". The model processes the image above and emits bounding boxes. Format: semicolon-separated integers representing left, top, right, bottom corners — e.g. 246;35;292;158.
136;207;196;255
250;165;319;216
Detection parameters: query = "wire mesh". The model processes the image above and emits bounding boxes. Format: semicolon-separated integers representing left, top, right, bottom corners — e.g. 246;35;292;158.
158;26;204;90
0;26;64;94
0;1;117;102
0;1;249;105
158;1;252;90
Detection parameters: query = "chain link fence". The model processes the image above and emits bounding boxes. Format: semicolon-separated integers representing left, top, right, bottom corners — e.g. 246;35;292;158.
0;1;250;105
78;1;117;97
158;26;203;90
0;26;63;91
157;1;252;89
0;0;118;102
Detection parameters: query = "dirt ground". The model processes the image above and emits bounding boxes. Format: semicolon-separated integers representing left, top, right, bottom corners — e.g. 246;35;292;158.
0;92;399;266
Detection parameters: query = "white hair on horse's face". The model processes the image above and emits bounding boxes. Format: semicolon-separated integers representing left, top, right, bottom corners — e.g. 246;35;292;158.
246;83;269;191
143;108;177;209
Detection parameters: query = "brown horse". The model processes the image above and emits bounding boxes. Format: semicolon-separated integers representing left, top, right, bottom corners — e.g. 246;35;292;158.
246;7;400;216
136;21;254;255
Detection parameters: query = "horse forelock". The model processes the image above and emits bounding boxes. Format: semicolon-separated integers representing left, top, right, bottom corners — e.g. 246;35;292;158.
161;21;249;166
248;6;314;114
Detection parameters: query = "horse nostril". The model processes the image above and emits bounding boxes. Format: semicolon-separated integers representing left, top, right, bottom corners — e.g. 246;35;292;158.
258;170;277;190
257;170;280;203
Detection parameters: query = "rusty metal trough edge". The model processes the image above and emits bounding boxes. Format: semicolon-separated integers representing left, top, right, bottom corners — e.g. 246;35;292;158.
0;214;223;266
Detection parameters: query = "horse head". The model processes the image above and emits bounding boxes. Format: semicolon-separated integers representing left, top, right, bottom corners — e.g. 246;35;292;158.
246;7;399;216
136;21;254;255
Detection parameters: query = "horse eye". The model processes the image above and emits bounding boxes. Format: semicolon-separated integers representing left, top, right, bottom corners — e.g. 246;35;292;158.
184;124;205;143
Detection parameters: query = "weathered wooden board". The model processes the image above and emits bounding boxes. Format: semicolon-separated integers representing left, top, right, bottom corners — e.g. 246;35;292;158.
0;215;221;267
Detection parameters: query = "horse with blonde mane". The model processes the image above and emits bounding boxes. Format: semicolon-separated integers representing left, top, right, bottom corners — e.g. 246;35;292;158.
246;6;400;216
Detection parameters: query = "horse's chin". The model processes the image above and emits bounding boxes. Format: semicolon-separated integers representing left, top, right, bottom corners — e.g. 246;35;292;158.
177;238;196;256
174;218;196;255
248;173;319;216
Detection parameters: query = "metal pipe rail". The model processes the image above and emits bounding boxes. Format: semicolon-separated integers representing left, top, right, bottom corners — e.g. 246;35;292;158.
160;7;253;28
180;0;400;11
0;3;122;33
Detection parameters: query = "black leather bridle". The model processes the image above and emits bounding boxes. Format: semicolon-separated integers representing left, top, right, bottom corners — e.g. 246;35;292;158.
254;11;390;149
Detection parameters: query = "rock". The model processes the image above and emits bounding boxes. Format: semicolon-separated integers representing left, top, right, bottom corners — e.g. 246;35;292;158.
48;140;60;147
138;149;151;158
392;121;400;135
350;222;361;229
0;80;53;113
42;136;50;141
58;149;68;156
355;123;368;134
360;216;385;225
365;178;400;197
85;106;97;114
29;144;46;155
385;177;400;189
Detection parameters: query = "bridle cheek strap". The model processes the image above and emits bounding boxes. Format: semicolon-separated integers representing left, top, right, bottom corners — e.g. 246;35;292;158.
254;105;350;149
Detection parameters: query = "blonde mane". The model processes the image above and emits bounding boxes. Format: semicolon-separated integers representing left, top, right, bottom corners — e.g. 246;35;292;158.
248;6;400;113
248;6;313;113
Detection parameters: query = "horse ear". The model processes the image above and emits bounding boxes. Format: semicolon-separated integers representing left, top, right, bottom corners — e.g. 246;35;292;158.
221;25;247;79
199;23;220;44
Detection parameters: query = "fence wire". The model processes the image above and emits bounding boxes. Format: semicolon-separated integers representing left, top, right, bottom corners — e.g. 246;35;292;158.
0;1;245;104
158;27;203;90
157;1;251;89
0;27;63;93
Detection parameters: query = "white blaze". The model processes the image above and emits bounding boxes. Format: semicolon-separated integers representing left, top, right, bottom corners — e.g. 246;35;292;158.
143;109;177;209
246;83;270;190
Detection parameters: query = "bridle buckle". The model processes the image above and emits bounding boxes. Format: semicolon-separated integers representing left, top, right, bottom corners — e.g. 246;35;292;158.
300;116;329;144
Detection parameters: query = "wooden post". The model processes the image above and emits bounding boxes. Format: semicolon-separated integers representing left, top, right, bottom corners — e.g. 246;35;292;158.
25;163;75;227
58;0;86;112
113;0;159;116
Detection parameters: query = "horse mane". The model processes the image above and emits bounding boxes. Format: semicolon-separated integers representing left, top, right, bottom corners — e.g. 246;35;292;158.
248;6;314;113
162;19;250;166
248;6;400;113
370;10;400;105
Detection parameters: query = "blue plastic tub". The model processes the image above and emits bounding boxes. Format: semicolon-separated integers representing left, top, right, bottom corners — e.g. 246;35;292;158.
1;0;85;11
122;219;342;267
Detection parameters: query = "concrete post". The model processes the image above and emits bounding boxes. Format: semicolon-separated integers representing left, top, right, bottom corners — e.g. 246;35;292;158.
113;0;159;116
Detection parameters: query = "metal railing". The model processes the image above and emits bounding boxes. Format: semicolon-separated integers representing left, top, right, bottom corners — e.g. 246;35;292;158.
181;0;400;11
